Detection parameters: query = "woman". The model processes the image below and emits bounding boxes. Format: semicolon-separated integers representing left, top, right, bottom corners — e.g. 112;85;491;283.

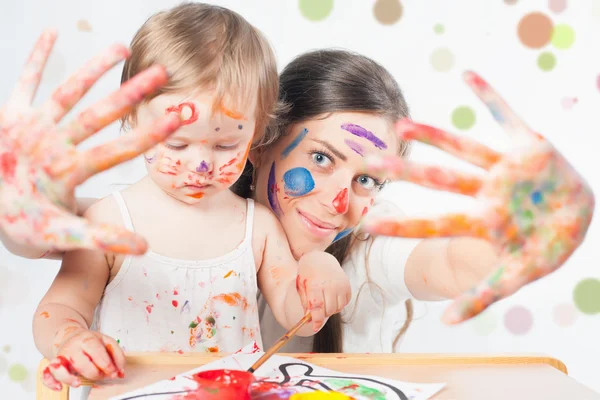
236;49;500;353
3;36;594;354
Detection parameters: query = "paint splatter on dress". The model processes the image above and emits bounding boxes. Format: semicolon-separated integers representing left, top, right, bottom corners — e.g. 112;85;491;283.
91;192;262;353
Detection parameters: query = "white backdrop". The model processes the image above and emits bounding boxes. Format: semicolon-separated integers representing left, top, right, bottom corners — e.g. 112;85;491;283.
1;0;599;398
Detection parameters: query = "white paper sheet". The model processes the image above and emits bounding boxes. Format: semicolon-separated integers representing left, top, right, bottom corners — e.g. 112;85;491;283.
110;348;445;400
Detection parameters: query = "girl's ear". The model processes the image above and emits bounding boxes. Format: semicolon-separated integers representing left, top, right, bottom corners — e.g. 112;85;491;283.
249;147;263;168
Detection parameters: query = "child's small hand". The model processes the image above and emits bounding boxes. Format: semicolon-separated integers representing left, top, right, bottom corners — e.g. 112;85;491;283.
43;330;125;391
296;252;351;332
0;29;182;255
364;71;595;324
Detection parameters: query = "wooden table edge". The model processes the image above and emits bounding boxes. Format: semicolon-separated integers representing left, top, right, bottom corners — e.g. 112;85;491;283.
121;352;568;374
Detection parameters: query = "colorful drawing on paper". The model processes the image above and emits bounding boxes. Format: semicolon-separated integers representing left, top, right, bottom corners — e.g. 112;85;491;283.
108;345;444;400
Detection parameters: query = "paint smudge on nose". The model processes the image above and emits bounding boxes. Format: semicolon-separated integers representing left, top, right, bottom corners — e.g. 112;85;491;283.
165;102;198;125
268;162;283;216
344;139;365;156
333;228;353;242
341;123;388;150
281;128;309;159
284;167;315;197
196;161;210;173
332;188;349;214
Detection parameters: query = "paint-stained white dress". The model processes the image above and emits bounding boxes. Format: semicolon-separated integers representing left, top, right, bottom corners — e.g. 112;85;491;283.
91;192;262;353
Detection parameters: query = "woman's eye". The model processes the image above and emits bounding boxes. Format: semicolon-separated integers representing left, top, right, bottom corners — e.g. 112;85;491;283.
164;143;188;151
356;175;379;190
311;152;332;168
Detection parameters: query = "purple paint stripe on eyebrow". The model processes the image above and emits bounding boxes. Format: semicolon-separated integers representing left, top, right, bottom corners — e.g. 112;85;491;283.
341;123;388;150
344;139;365;156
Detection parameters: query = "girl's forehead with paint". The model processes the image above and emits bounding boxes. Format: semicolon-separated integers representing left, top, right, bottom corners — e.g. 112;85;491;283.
138;92;256;140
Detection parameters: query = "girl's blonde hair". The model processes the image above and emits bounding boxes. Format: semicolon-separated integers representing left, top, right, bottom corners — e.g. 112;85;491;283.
121;2;280;147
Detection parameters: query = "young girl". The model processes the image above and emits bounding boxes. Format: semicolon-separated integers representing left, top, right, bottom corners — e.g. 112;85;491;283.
31;4;350;390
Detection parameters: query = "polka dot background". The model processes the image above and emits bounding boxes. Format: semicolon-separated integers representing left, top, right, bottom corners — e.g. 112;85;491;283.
430;47;454;72
1;1;600;397
373;0;403;25
451;106;476;130
299;0;334;21
504;306;534;335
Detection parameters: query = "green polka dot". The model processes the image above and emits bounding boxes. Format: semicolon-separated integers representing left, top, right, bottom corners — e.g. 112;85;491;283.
451;106;476;130
299;0;334;21
434;24;445;34
537;52;556;71
551;24;575;49
573;278;600;314
8;364;27;382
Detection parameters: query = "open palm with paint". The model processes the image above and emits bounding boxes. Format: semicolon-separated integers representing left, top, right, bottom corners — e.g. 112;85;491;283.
364;71;595;324
0;29;183;256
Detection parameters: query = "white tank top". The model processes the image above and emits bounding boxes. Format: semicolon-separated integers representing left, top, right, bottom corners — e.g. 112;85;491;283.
92;192;262;353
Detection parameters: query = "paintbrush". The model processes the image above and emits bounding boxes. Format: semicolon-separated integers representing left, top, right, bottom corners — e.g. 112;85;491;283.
247;312;312;373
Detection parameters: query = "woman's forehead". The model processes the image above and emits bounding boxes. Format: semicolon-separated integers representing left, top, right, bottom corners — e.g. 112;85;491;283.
299;112;396;150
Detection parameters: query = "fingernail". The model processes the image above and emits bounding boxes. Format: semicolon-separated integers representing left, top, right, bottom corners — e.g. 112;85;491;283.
72;378;81;388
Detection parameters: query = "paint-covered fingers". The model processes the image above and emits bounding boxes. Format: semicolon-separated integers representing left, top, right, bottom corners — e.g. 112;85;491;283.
441;253;530;324
307;287;326;333
41;44;130;123
362;213;490;239
63;113;182;185
5;29;57;115
36;209;147;254
43;356;81;390
463;71;539;142
102;337;126;378
79;335;124;379
62;64;169;145
396;120;501;170
364;156;484;196
295;275;309;312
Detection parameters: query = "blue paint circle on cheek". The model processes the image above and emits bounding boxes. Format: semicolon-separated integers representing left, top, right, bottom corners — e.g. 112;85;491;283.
283;167;315;197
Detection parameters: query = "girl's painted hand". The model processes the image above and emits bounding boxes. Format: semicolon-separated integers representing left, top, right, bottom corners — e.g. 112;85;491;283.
364;71;595;324
42;329;125;391
0;29;182;254
296;251;351;332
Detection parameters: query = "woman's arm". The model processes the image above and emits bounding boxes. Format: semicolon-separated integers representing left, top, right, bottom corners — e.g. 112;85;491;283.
404;237;498;301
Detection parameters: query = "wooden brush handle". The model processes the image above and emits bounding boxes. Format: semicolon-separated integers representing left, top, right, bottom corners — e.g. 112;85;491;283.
248;312;312;373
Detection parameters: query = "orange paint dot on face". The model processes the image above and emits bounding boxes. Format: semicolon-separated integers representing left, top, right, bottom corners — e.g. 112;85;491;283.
40;311;50;318
332;188;349;214
186;192;205;199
